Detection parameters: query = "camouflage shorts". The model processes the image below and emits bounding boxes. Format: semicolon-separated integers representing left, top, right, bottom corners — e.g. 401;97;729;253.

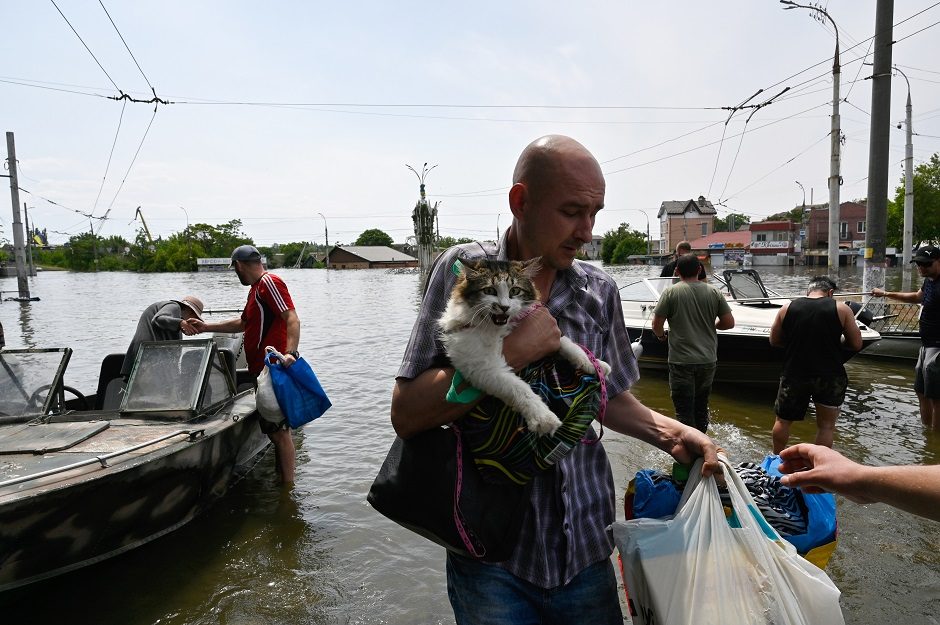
774;374;848;422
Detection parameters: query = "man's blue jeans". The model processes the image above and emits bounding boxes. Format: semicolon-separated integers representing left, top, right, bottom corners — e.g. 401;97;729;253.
668;362;717;433
446;553;623;625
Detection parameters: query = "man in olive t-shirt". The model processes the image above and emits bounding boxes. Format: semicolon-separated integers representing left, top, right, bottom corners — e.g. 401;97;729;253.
652;254;735;432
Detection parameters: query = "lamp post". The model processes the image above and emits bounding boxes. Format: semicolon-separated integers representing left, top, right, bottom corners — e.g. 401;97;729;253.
894;66;914;269
496;213;501;241
796;181;807;261
781;1;841;268
638;209;651;256
179;206;191;268
318;212;329;268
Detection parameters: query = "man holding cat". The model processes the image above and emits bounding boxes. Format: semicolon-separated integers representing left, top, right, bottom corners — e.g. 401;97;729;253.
391;134;720;625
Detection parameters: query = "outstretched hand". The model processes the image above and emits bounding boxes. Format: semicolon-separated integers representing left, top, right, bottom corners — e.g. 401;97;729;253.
188;319;208;334
778;443;872;503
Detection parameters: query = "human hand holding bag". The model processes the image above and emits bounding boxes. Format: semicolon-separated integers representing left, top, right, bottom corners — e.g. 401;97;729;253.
613;455;844;625
264;347;331;429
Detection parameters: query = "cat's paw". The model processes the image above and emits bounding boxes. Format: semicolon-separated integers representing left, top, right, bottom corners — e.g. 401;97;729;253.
573;355;611;377
525;405;562;437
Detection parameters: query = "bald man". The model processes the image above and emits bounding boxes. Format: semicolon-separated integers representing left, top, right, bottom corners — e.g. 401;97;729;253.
390;135;720;624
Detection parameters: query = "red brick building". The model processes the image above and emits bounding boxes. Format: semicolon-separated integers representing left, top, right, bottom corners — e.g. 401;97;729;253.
806;200;868;250
657;196;716;254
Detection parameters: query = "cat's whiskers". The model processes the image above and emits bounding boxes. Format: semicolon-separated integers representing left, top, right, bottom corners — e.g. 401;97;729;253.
466;302;493;328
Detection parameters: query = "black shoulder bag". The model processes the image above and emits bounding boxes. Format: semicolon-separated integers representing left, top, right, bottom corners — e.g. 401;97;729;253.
367;424;530;562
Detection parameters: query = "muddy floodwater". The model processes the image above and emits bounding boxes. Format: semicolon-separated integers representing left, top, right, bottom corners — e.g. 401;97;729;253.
1;263;938;624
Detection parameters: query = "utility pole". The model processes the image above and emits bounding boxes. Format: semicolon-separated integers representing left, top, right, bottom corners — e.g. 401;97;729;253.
895;65;914;290
781;1;842;268
863;0;894;297
5;132;31;299
318;212;329;269
89;218;98;272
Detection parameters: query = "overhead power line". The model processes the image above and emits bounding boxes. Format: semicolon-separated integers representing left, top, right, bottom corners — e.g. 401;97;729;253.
49;0;120;92
98;0;153;91
91;99;127;216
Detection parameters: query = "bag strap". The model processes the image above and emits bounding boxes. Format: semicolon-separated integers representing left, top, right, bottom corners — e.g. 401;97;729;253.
577;344;608;445
265;346;285;366
451;424;488;558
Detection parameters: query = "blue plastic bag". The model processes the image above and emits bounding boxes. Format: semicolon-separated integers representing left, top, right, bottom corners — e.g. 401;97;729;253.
265;352;331;429
760;454;837;557
632;469;682;519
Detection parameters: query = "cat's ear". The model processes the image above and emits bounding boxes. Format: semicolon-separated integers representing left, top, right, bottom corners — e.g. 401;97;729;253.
520;257;542;278
457;257;481;276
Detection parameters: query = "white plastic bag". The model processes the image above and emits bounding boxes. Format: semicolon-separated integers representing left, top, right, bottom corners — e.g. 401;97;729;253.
613;455;844;625
255;347;285;423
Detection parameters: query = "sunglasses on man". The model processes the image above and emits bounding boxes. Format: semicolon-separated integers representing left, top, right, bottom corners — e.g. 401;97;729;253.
915;259;934;267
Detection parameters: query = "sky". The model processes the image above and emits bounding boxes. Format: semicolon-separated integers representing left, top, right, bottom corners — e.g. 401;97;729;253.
3;1;940;248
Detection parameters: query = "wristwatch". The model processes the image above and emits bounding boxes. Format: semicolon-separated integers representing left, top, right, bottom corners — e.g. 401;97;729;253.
286;350;300;359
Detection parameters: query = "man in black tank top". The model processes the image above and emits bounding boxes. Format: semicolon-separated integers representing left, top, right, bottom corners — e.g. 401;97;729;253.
769;276;863;453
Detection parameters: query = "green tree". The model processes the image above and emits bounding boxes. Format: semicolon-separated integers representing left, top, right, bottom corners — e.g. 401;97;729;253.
601;223;647;264
889;153;940;248
355;228;394;246
436;236;475;249
713;213;752;232
259;241;311;268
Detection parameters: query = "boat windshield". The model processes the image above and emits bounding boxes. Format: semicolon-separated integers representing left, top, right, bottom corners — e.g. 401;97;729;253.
0;349;71;417
620;277;677;301
122;339;233;417
722;269;774;303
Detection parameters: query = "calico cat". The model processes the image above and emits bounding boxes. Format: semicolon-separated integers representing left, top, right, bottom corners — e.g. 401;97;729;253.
438;257;611;436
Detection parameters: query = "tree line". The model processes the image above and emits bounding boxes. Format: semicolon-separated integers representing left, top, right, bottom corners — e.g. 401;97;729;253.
19;222;475;272
13;155;940;272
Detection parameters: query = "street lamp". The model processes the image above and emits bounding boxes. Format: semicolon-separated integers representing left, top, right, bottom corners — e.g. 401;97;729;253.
894;65;914;268
781;0;841;268
625;208;651;257
179;206;191;266
795;181;806;207
318;212;330;269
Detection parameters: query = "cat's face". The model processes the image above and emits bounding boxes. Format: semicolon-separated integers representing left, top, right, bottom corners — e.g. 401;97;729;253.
455;258;540;326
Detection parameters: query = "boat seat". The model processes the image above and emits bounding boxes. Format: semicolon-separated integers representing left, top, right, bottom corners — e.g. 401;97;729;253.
95;353;127;411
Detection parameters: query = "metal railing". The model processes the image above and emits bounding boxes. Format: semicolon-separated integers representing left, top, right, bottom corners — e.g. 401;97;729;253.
0;429;202;489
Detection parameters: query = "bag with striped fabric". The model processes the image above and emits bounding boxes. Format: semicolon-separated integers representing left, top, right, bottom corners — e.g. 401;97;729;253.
456;349;607;486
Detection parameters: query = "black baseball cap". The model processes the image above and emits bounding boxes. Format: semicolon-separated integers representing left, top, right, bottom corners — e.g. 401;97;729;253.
911;245;940;263
230;244;262;265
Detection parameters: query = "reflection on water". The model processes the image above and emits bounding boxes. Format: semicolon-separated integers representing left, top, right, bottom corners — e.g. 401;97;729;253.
0;263;938;624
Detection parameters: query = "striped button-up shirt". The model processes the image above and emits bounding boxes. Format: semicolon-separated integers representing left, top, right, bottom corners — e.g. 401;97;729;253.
397;238;639;588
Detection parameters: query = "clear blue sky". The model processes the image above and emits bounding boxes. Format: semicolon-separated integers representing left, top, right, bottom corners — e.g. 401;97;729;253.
3;1;939;247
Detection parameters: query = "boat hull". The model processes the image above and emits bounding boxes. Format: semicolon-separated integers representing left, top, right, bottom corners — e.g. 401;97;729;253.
0;397;269;591
627;325;787;385
625;308;881;387
856;333;920;362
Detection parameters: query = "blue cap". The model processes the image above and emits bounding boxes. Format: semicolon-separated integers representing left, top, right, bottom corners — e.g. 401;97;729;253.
230;244;262;265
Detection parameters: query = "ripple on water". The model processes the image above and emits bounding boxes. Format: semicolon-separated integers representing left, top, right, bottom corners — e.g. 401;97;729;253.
2;265;938;624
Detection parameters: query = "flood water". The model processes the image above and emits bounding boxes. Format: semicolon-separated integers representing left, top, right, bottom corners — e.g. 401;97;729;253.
1;263;938;625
